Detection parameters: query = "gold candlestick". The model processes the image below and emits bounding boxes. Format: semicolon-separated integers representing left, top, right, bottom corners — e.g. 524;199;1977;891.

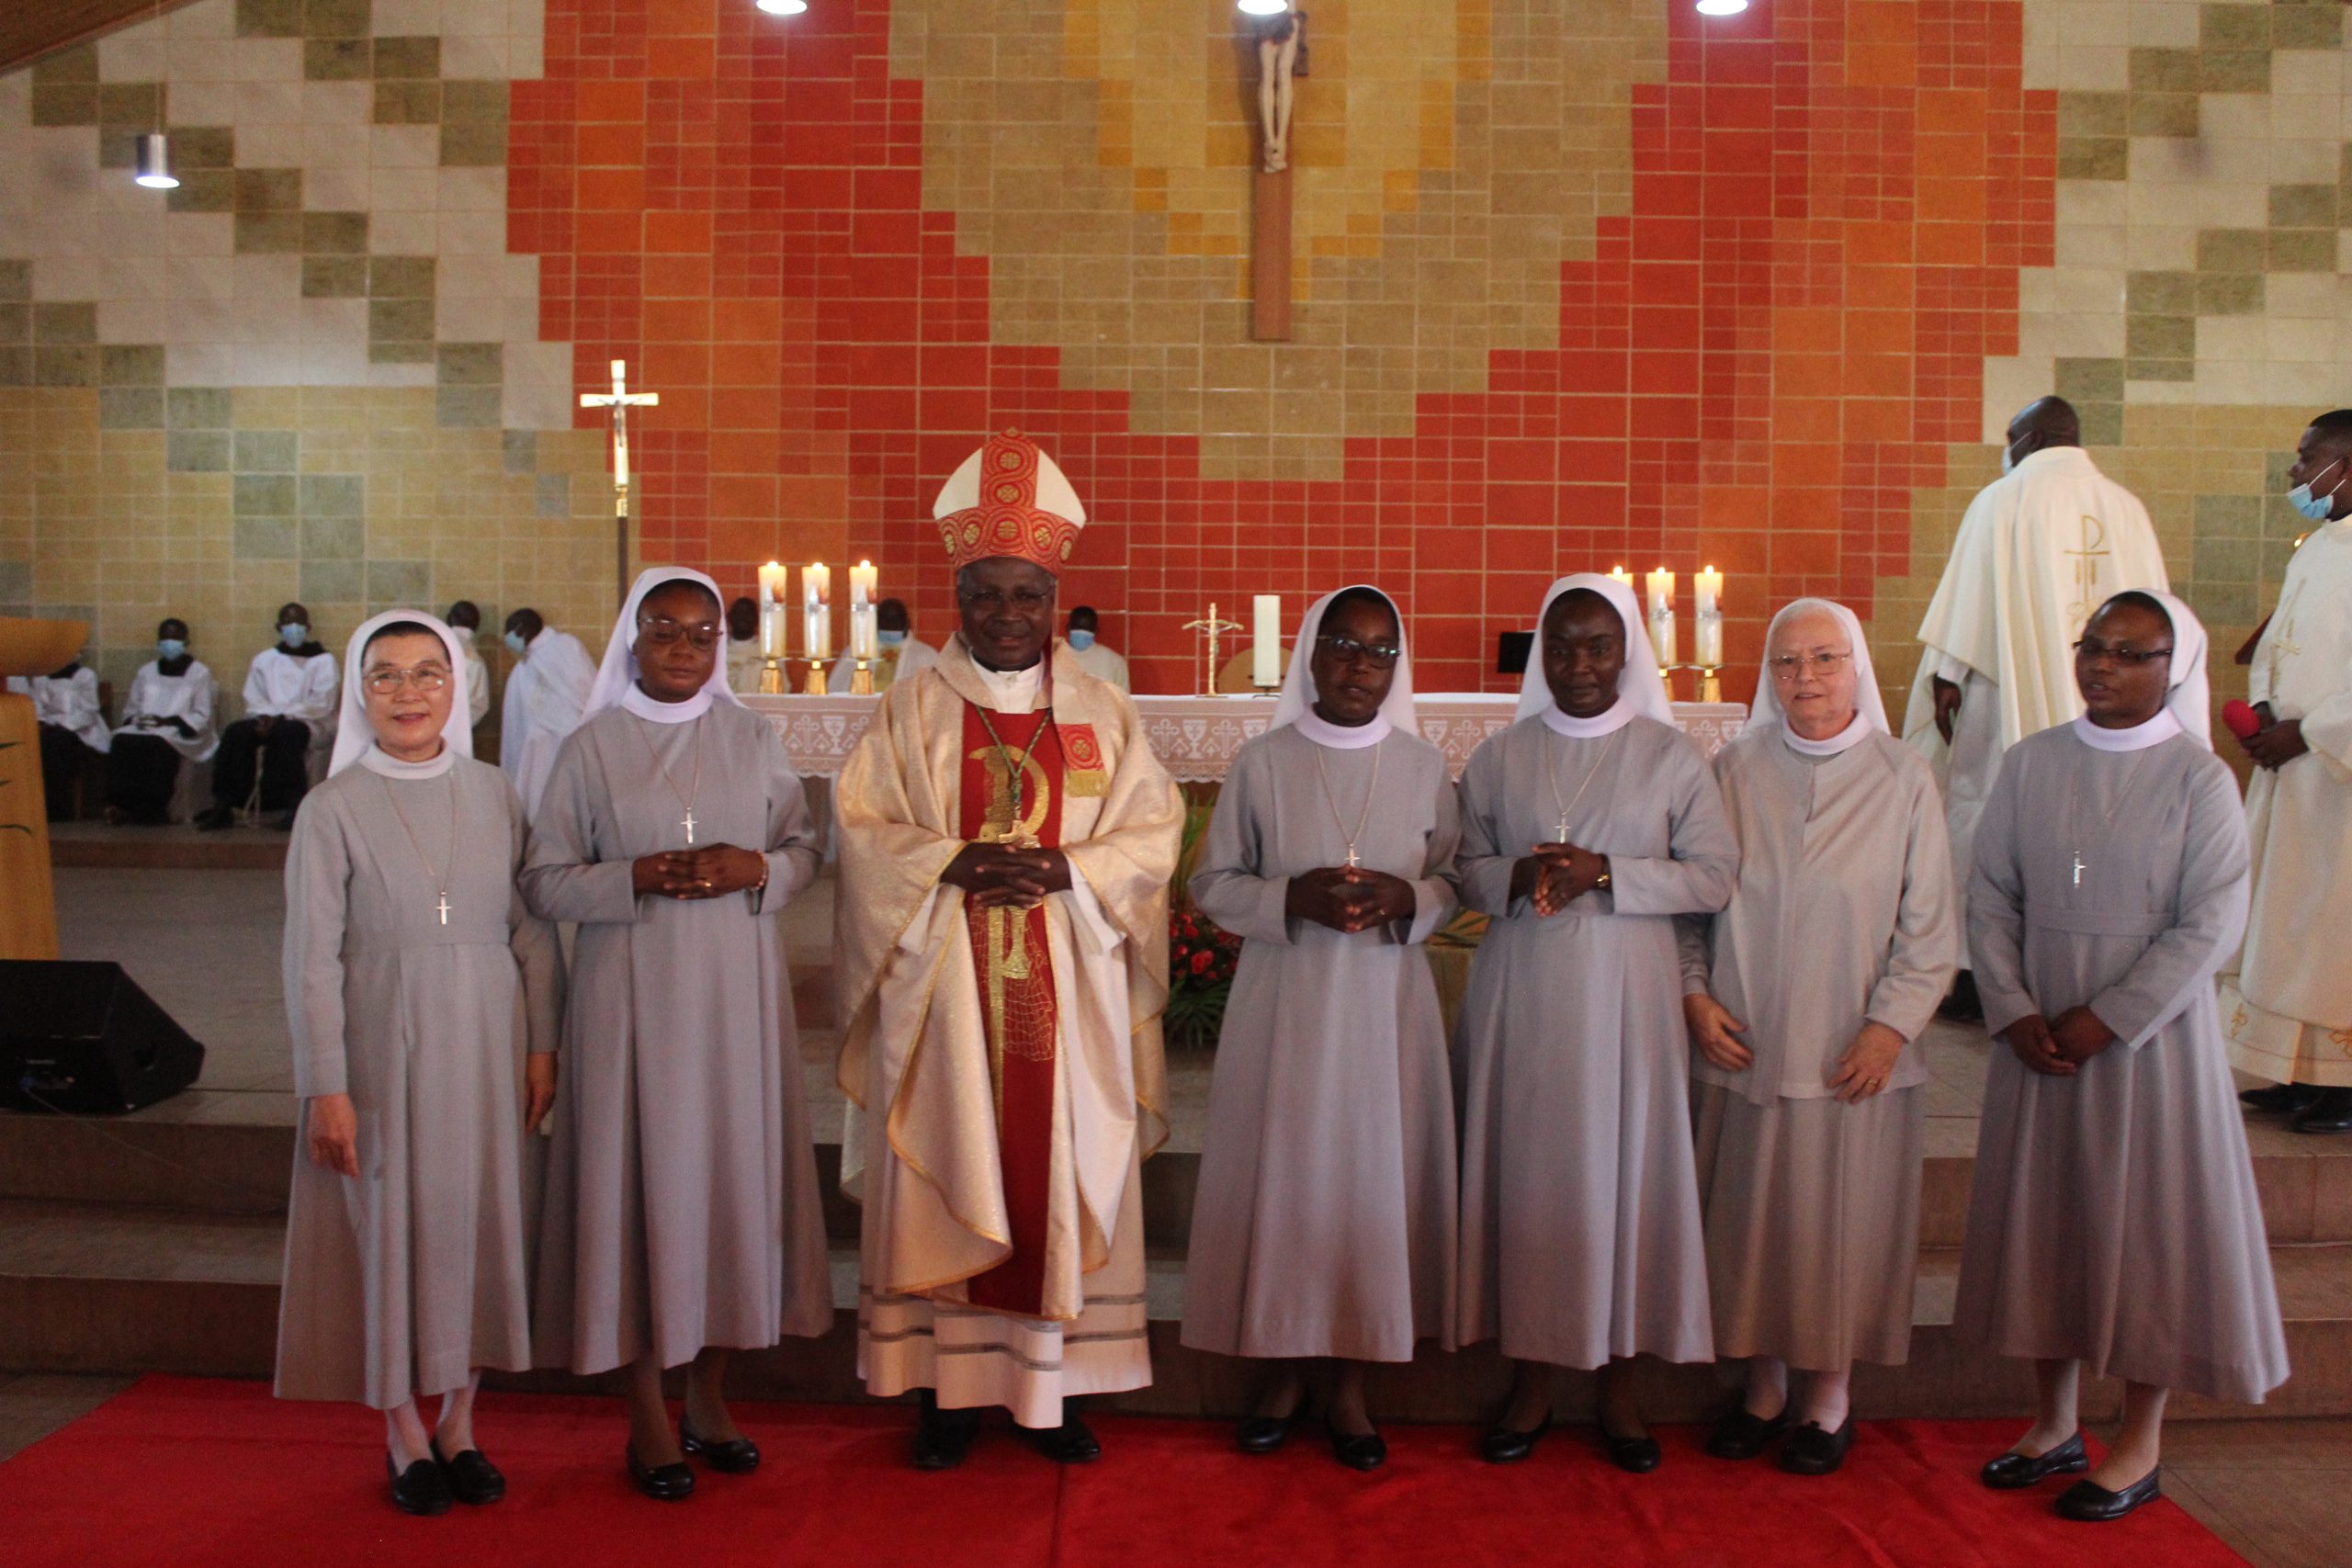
1181;601;1244;696
803;655;830;694
849;657;875;695
758;656;785;695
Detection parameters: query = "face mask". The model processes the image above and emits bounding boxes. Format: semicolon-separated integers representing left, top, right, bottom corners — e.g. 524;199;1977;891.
878;629;908;649
504;630;528;656
278;623;308;648
157;639;187;660
1067;629;1096;651
2290;457;2345;524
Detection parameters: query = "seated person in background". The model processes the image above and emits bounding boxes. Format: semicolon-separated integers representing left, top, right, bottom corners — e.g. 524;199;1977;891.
725;595;764;693
105;618;220;825
827;597;938;692
446;600;492;731
196;601;338;830
6;653;111;821
1064;605;1131;693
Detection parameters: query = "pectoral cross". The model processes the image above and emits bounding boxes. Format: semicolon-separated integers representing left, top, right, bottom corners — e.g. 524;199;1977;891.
580;358;661;605
2071;851;2085;887
681;806;696;845
2064;513;2110;623
435;892;450;925
1555;814;1572;846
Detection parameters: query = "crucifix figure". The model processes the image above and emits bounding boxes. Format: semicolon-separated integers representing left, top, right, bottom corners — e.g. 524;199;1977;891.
580;358;660;605
1246;8;1304;341
1182;602;1243;695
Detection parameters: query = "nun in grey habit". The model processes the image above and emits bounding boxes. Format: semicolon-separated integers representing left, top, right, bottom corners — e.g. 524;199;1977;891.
1451;573;1738;1472
526;569;831;1502
276;610;561;1517
1680;598;1956;1477
1957;589;2287;1523
1182;585;1460;1471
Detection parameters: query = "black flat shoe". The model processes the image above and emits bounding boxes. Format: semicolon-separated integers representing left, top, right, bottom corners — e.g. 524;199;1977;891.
679;1418;761;1474
2290;1088;2352;1134
1324;1416;1386;1472
1705;1407;1791;1461
627;1442;696;1501
429;1438;505;1506
1938;970;1983;1022
2242;1082;2324;1116
1980;1431;2088;1490
2055;1466;2161;1522
912;1392;981;1472
1777;1417;1855;1476
1025;1412;1102;1464
387;1454;453;1517
1479;1412;1552;1464
1236;1405;1306;1455
1602;1427;1663;1474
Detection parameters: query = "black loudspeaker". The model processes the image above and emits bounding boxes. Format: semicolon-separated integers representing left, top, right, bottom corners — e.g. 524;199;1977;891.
0;960;206;1114
1498;630;1534;676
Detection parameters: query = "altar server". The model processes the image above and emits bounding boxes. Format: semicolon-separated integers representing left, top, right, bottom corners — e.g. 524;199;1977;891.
7;655;109;819
526;568;830;1502
1452;574;1737;1471
1681;599;1956;1476
197;602;339;829
445;601;492;729
826;597;938;692
1957;591;2286;1522
276;610;560;1517
1064;606;1132;693
1900;397;2166;1015
105;619;219;824
2223;410;2352;1133
498;607;596;818
725;596;765;694
1182;585;1459;1471
836;433;1182;1470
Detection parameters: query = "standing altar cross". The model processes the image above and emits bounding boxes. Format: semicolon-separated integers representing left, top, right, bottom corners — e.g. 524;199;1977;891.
581;358;661;605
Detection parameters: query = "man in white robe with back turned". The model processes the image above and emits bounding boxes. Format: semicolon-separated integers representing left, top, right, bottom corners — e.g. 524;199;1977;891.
2223;409;2352;1134
497;607;596;818
1901;395;2167;1018
835;431;1182;1470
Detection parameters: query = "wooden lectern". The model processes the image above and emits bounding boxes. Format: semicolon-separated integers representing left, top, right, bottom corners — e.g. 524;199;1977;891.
0;617;85;960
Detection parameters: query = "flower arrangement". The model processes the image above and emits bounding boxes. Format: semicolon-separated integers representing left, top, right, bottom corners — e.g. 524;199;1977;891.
1163;784;1243;1049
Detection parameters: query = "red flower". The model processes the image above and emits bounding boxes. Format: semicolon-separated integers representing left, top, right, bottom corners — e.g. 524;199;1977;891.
1190;950;1214;976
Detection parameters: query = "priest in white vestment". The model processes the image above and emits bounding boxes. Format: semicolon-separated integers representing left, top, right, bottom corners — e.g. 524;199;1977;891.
498;608;596;818
446;602;492;730
836;432;1182;1469
1900;396;2167;1006
2223;410;2352;1133
826;598;938;693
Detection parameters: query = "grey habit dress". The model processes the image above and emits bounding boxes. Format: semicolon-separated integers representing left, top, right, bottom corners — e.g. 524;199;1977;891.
1182;725;1462;1362
276;756;562;1408
1955;721;2290;1403
1681;728;1956;1371
1452;713;1739;1367
525;700;831;1374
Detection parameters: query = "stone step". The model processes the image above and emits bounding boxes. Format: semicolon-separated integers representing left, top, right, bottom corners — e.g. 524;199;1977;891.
3;1198;2347;1425
47;824;288;872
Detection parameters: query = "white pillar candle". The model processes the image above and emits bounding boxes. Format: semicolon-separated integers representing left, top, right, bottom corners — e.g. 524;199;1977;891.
1609;565;1634;591
758;559;786;604
1646;567;1676;668
1252;594;1282;689
802;561;830;660
1694;565;1724;668
849;560;879;660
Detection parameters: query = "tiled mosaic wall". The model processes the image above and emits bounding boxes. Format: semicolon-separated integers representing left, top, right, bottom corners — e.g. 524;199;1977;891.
3;0;2350;715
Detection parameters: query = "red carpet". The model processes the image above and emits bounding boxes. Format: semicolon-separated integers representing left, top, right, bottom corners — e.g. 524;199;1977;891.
0;1377;2245;1567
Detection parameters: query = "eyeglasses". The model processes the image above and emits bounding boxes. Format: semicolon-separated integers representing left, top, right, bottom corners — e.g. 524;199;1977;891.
1767;650;1852;681
639;616;722;650
957;586;1055;611
363;666;449;694
2072;639;2173;667
1316;635;1402;669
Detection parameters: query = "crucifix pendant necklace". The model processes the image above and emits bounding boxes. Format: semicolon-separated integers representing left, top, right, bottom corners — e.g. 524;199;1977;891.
639;717;707;844
1312;735;1384;870
1544;727;1620;844
380;773;459;925
2062;747;2154;887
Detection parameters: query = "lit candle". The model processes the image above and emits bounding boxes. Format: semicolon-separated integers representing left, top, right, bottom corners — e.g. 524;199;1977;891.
1609;565;1634;591
849;559;879;660
1694;565;1724;668
758;560;786;604
757;560;787;657
802;561;830;660
1646;567;1676;668
1252;594;1282;689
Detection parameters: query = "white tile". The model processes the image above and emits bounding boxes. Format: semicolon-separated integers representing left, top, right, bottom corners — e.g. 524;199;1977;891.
437;293;506;338
2264;361;2349;404
164;81;243;126
437;167;506;210
302;340;373;384
505;375;576;432
510;0;546;42
234;123;310;168
2198;316;2267;362
370;124;441;169
2271;51;2342;100
446;0;507;37
509;31;544;80
2123;224;2196;270
2266;274;2336;321
503;294;547;341
165;255;237;303
305;167;371;209
2123;0;2196;47
301;121;372;171
230;39;306;85
166;344;237;384
95;255;170;302
2053;221;2125;268
2047;312;2125;357
437;208;506;254
99;32;170;82
441;34;511;80
2018;268;2056;315
366;359;435;389
436;254;506;298
164;212;237;258
230;82;308;129
368;209;437;253
2267;315;2338;364
298;82;373;128
1980;356;2055;442
2268;137;2340;185
99;299;169;343
2125;378;2196;403
0;72;29;124
158;293;232;346
169;0;237;41
2052;265;2125;317
232;344;311;383
369;167;440;210
169;39;242;85
2051;46;2128;92
299;296;368;344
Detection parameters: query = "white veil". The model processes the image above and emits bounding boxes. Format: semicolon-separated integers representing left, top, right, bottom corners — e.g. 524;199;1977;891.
1268;584;1418;737
328;610;474;777
1748;597;1891;737
1513;572;1674;726
582;566;747;721
2141;588;2212;750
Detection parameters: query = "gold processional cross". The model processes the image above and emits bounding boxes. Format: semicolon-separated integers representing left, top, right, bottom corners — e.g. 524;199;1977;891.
580;358;661;605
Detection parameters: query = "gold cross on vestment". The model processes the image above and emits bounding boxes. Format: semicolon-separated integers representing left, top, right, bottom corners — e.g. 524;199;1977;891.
2267;612;2302;691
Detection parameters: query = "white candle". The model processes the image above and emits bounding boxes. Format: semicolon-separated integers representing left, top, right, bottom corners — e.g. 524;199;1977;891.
802;561;830;660
849;560;879;660
1609;565;1634;591
759;603;784;657
758;560;786;604
1694;565;1724;668
1646;567;1676;668
1252;594;1282;689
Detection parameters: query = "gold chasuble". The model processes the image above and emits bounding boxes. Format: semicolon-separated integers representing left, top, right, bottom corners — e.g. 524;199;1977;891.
835;637;1181;1423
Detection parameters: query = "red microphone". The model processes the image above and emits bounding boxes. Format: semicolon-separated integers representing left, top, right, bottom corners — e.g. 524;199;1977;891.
2222;699;2263;740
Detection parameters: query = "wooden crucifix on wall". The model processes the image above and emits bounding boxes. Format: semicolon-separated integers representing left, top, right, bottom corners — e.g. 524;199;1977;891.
1250;8;1305;342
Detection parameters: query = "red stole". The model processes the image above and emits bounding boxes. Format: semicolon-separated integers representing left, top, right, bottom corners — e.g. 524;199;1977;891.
957;703;1064;1317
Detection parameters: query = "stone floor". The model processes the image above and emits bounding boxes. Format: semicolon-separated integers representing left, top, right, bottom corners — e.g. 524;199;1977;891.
0;1371;2341;1566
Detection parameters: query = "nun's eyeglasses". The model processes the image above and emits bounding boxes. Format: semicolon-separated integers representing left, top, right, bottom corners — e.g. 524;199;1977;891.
1767;650;1852;681
1317;635;1402;668
639;617;722;650
2072;639;2173;667
364;666;449;694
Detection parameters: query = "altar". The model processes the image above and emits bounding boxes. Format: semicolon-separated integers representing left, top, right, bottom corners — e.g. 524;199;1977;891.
747;693;1748;782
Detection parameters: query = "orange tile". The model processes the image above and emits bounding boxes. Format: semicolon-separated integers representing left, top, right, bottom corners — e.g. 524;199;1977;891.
711;342;783;387
716;298;785;343
1845;220;1913;265
576;122;644;167
1772;443;1843;489
1771;307;1842;354
710;429;782;472
1844;352;1911;399
707;474;778;522
643;254;712;298
1843;309;1912;355
576;81;645;123
578;167;645;211
1775;352;1845;398
1917;88;1989;137
708;515;781;562
1771;398;1843;443
1847;40;1917;88
1917;178;1987;225
646;0;718;35
643;299;712;344
643;209;711;254
1916;221;1985;265
711;388;781;429
642;342;711;386
573;210;639;254
646;36;715;79
1845;397;1912;444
